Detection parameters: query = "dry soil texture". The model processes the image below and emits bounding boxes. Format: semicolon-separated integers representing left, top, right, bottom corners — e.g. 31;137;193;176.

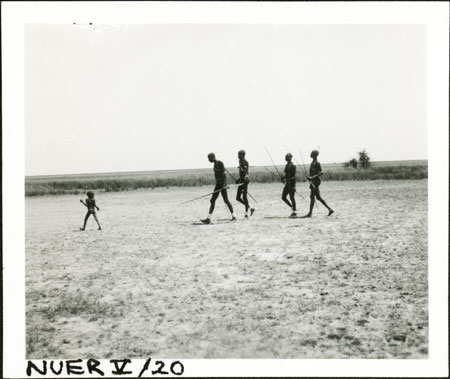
26;180;428;358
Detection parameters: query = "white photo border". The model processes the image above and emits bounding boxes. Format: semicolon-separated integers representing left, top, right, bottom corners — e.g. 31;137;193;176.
2;1;448;377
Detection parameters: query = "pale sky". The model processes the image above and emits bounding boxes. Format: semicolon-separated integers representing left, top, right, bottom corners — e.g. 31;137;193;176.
25;24;426;176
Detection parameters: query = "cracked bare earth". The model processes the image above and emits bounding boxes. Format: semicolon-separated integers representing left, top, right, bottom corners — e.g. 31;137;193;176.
26;180;427;358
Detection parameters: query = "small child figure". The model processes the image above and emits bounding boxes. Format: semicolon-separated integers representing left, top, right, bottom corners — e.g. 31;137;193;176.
80;191;102;230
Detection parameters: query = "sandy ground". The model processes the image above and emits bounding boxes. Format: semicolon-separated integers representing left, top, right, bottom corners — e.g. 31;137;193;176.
26;180;428;358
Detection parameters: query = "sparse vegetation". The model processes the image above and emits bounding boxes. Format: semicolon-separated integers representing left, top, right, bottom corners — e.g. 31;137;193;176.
358;149;371;169
344;158;358;169
344;149;372;169
26;289;126;357
26;160;427;196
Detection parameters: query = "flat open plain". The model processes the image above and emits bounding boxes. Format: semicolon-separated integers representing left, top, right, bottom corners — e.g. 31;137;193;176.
26;180;428;358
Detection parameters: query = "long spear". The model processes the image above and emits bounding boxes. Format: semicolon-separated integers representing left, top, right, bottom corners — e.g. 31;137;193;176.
297;147;309;178
263;166;278;180
224;168;258;204
178;183;246;206
264;146;284;182
283;144;309;179
177;186;230;206
265;145;304;199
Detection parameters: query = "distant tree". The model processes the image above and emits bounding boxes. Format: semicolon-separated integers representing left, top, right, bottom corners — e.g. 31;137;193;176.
343;158;358;169
358;149;371;169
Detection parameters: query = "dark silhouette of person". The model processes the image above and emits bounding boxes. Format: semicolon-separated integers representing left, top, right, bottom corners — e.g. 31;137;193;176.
201;153;236;224
235;150;255;218
303;150;334;217
281;153;297;217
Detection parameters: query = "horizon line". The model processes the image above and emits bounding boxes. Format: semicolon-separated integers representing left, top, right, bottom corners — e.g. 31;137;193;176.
25;158;428;179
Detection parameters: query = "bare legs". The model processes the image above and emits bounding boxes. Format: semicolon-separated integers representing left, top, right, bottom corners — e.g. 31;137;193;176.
80;211;101;230
209;187;234;215
236;183;251;212
304;184;333;217
282;185;296;211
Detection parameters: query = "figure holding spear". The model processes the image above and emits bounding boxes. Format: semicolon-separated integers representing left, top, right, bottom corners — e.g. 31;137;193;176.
234;150;256;218
281;153;298;217
302;150;334;217
201;153;236;224
264;147;298;217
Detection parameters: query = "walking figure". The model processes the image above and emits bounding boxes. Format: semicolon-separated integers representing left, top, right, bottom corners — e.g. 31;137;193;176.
80;191;102;230
235;150;255;218
201;153;236;224
303;150;334;217
281;153;297;217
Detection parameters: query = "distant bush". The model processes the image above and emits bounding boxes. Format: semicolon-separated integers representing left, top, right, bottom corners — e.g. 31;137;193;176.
344;149;372;169
344;158;358;169
358;149;371;169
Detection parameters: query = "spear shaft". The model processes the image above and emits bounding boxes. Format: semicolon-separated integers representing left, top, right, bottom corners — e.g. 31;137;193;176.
177;186;229;206
263;166;278;179
299;147;317;188
264;146;283;182
225;168;258;204
178;182;246;206
297;147;310;177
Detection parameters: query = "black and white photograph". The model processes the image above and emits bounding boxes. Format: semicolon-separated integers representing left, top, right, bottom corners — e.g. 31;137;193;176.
2;2;449;377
